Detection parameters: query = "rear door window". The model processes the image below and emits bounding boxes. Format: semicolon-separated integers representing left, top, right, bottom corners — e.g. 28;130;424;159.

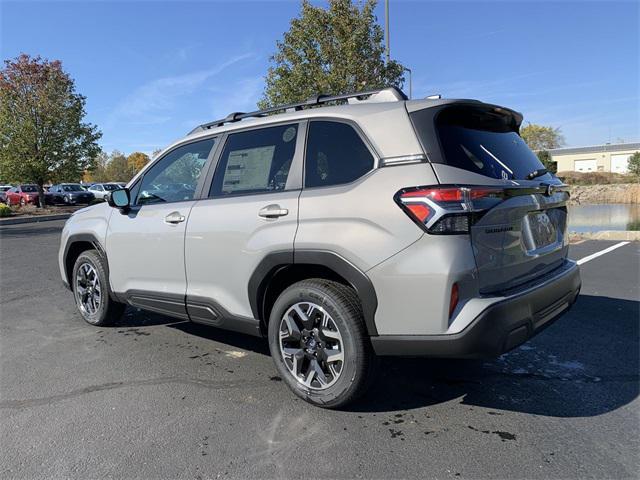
411;106;547;181
209;124;298;197
304;121;374;188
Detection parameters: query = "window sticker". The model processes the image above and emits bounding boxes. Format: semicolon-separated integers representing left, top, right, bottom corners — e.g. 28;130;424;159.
222;145;276;193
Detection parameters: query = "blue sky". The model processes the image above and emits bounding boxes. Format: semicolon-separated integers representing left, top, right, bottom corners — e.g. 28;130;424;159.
2;0;638;155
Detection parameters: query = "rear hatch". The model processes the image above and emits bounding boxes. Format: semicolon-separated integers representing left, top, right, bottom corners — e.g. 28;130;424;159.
409;103;569;294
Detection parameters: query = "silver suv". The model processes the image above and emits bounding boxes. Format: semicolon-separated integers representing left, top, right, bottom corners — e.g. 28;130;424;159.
59;87;581;408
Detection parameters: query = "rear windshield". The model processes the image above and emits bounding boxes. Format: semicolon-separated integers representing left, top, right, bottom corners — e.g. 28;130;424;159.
412;106;546;181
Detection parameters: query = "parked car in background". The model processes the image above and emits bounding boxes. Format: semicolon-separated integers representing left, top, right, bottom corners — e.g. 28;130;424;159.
0;185;13;204
5;185;39;206
46;183;95;205
87;183;121;200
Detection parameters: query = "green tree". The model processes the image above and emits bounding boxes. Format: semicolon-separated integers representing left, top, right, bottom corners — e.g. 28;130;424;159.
259;0;405;108
104;151;129;182
628;151;640;176
83;151;109;183
520;123;564;174
0;54;101;207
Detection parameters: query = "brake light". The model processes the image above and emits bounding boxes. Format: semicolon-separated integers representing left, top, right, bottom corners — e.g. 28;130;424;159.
395;185;504;234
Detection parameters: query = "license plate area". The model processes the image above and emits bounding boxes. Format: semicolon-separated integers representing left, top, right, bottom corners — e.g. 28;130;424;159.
522;211;558;252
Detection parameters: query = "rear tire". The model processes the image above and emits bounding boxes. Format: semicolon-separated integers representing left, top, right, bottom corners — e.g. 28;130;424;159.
72;250;125;326
268;279;376;408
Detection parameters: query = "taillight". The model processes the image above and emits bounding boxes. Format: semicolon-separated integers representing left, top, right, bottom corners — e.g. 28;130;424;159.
395;185;504;234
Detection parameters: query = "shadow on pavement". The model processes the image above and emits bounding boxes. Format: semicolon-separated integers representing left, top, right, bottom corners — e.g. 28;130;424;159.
168;321;270;356
118;293;638;418
0;224;64;238
352;294;639;417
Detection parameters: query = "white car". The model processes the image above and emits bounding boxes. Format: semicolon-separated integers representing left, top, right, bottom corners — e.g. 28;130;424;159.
87;183;122;200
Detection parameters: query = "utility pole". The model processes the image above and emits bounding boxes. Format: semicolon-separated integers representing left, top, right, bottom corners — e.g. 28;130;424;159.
385;0;390;64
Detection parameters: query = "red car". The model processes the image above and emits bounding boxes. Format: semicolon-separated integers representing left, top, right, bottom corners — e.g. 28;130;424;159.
5;184;40;206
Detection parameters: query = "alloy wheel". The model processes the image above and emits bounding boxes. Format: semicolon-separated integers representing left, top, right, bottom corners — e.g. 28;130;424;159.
75;262;102;316
278;302;345;390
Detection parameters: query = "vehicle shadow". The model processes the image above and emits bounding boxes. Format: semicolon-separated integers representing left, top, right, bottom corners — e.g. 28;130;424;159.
116;293;638;418
351;294;639;417
169;321;270;356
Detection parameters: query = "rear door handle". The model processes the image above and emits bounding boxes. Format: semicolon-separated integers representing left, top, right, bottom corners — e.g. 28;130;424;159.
258;204;289;218
164;211;186;224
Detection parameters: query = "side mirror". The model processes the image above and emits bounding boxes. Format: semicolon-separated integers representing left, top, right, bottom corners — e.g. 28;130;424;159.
107;188;130;210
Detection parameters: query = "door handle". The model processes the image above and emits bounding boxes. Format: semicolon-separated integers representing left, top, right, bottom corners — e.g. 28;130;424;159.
258;204;289;218
164;211;186;224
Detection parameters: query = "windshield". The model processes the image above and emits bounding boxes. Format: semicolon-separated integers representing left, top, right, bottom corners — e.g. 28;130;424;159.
62;184;83;192
103;184;119;191
412;105;549;181
21;185;38;192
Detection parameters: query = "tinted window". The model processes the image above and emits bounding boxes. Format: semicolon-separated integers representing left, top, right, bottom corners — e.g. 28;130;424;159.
412;106;548;181
103;184;118;191
210;124;297;196
304;121;373;188
62;184;83;192
21;185;38;192
137;138;215;205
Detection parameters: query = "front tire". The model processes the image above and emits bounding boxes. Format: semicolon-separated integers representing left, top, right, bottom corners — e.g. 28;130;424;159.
268;279;376;408
72;250;125;326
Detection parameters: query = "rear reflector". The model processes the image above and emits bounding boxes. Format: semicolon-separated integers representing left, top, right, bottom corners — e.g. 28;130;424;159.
449;283;459;318
395;185;504;234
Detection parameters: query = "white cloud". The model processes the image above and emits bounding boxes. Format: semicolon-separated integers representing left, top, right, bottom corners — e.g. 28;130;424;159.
107;52;255;127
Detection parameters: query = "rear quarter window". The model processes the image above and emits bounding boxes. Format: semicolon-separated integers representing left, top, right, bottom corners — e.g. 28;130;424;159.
304;121;374;188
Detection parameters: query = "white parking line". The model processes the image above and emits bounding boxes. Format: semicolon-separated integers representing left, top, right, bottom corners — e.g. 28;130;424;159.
576;241;630;265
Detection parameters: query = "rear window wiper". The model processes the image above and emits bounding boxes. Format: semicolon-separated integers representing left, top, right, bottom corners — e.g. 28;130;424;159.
526;168;548;180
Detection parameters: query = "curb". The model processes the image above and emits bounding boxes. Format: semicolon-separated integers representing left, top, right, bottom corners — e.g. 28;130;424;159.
0;213;71;226
569;230;640;241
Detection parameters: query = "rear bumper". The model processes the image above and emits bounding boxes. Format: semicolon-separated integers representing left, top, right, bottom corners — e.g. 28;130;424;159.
371;260;581;358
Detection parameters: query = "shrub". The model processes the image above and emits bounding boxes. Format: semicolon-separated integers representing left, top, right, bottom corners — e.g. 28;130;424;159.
0;203;12;217
629;152;640;176
557;171;639;185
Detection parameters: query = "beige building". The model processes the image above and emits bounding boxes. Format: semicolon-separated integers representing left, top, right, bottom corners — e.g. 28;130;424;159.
549;142;640;173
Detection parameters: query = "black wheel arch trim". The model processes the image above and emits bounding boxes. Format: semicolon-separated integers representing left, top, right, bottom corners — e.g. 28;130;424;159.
248;249;379;336
62;233;108;290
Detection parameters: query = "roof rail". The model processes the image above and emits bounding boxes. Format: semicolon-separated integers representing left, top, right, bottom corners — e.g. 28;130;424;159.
188;86;407;134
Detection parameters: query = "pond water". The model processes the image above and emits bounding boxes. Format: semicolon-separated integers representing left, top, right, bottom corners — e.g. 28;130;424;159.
567;204;640;233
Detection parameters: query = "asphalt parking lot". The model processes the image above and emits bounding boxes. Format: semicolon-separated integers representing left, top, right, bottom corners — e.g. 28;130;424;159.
1;220;638;479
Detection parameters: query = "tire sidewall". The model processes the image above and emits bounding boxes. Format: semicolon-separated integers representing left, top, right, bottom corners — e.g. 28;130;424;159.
72;251;110;326
268;282;364;407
